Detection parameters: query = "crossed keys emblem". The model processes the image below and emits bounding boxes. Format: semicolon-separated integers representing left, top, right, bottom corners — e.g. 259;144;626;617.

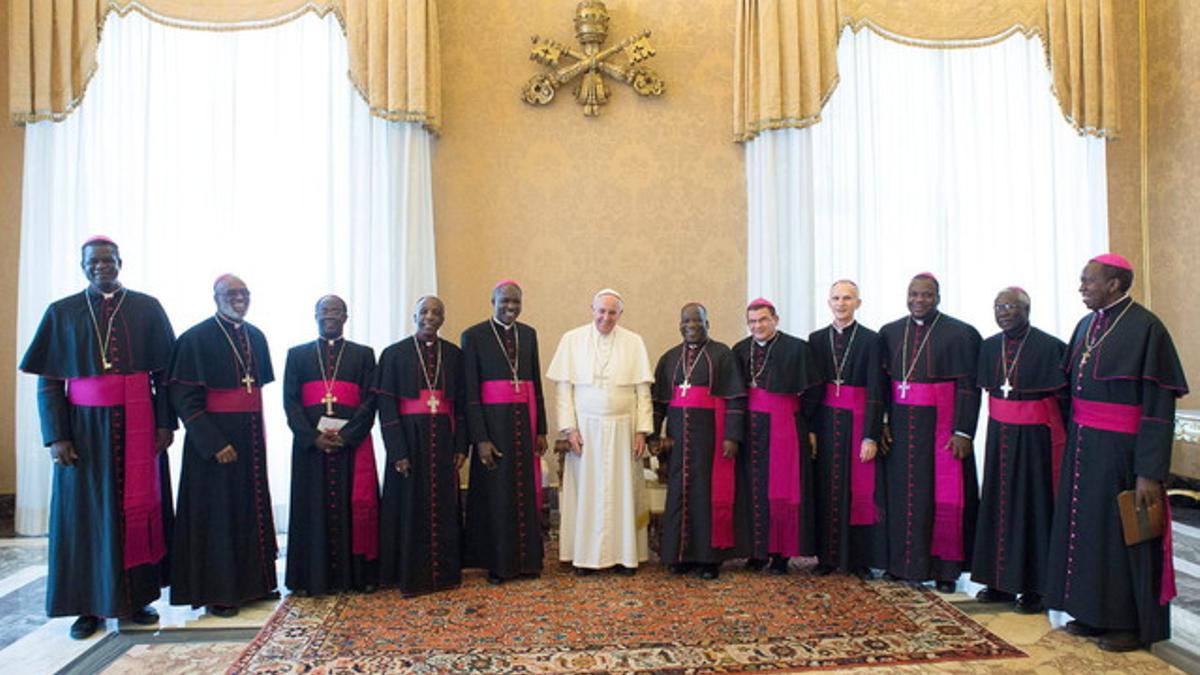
522;1;664;116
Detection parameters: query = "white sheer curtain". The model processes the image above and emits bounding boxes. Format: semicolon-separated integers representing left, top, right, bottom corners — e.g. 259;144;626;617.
746;28;1109;340
15;13;437;535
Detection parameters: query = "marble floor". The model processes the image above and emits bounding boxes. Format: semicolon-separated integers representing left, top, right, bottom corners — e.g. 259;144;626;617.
0;527;1197;674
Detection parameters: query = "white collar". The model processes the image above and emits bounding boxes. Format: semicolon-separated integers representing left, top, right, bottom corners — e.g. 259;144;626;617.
1098;294;1130;315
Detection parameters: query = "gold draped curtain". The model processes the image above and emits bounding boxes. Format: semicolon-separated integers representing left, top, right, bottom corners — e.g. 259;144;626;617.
734;0;1118;141
8;0;441;131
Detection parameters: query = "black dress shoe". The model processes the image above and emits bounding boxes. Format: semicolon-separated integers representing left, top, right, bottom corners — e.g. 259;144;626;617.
291;589;310;598
487;572;505;585
744;558;767;571
975;587;1016;603
207;605;239;618
669;563;693;575
69;615;101;640
259;590;282;601
574;566;595;577
1014;592;1043;614
613;565;637;576
699;564;720;580
1064;620;1105;637
1098;631;1141;652
812;564;835;576
361;584;377;594
935;580;956;594
129;606;159;625
852;566;873;580
881;571;901;581
768;556;790;575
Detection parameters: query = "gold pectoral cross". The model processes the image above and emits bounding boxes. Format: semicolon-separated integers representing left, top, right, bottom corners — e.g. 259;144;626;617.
322;391;337;415
1080;350;1092;366
102;358;113;371
241;373;256;393
426;393;441;414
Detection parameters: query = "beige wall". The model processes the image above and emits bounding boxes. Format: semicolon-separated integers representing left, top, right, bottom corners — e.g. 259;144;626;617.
1;0;25;494
1146;0;1200;409
433;0;747;428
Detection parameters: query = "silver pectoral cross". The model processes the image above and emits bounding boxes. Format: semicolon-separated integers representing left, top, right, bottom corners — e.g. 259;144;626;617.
426;393;441;414
999;379;1013;399
322;391;338;415
512;377;521;393
833;378;844;396
241;373;256;393
897;379;911;399
679;380;691;397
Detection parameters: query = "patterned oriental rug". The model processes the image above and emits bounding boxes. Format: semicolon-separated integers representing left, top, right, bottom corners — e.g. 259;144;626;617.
229;564;1023;674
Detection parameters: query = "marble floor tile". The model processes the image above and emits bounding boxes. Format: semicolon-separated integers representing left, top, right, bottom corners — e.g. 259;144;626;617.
0;573;48;651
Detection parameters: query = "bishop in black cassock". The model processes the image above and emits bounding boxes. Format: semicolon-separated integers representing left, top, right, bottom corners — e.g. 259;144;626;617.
732;299;821;574
283;295;379;596
168;274;277;616
809;281;886;578
879;274;981;592
971;288;1067;613
462;282;548;584
375;296;467;596
20;237;176;639
1045;255;1187;652
651;303;745;579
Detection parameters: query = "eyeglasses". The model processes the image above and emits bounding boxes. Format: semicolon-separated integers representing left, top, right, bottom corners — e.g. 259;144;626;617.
221;290;251;300
993;303;1020;312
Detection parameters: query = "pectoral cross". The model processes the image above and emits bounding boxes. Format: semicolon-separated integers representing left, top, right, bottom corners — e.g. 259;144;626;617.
897;379;911;399
833;378;844;396
322;391;338;415
1079;350;1092;367
512;377;521;393
102;358;113;371
679;380;692;397
241;373;256;393
999;379;1013;399
426;393;441;414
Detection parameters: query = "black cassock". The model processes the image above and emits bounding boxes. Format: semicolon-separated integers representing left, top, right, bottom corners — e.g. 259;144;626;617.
20;288;175;618
731;332;821;560
375;337;467;596
651;341;746;566
461;320;547;579
1045;298;1187;645
808;322;887;572
970;326;1066;596
283;338;379;595
879;312;981;582
168;315;277;608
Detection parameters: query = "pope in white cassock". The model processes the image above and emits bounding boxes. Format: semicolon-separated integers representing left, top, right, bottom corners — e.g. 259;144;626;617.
547;289;654;575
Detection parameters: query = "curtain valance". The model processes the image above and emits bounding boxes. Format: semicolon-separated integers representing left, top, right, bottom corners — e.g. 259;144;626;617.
734;0;1118;141
8;0;441;131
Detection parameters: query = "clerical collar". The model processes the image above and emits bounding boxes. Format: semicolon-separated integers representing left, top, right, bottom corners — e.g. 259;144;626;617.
910;311;938;327
1003;325;1030;341
1097;294;1131;316
321;336;344;346
832;320;856;334
492;317;515;331
88;285;123;301
755;333;778;348
215;312;243;330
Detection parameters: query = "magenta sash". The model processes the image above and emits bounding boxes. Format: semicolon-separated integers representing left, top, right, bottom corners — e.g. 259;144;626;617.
480;379;543;515
823;383;876;525
399;389;454;427
205;387;263;412
989;395;1067;494
1071;397;1175;605
893;380;963;561
1071;398;1140;434
670;385;734;548
301;380;379;561
67;373;165;570
747;387;803;556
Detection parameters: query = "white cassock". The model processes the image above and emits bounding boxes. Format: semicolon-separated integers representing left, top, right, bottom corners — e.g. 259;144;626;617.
546;323;654;569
